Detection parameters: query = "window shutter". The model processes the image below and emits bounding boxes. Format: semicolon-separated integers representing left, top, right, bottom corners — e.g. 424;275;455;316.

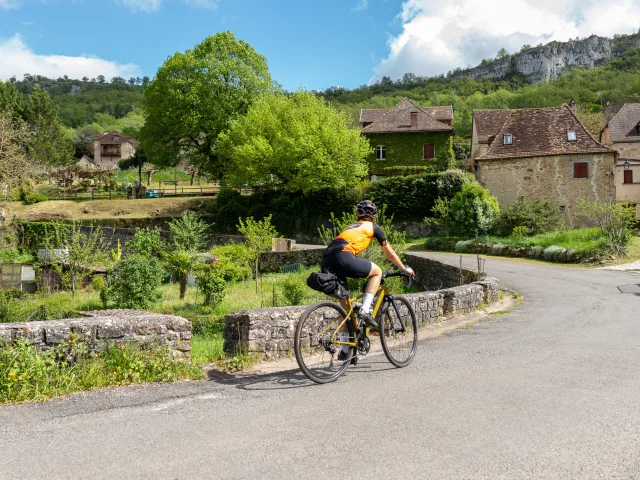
574;162;588;178
423;144;435;159
624;170;633;184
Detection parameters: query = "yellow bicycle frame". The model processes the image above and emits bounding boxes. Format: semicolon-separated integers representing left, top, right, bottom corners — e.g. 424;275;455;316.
328;283;391;349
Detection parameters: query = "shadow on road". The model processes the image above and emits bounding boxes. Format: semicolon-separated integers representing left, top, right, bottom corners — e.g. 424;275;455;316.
205;355;396;392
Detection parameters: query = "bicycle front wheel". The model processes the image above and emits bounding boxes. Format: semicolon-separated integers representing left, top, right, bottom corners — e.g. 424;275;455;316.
379;295;418;367
294;301;355;384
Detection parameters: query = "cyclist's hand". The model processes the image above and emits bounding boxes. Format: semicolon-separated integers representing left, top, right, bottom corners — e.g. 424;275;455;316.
404;266;415;277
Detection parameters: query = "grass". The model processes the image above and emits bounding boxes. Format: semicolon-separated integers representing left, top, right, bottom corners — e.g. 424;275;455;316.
117;167;218;187
481;228;604;253
489;310;510;316
0;339;203;404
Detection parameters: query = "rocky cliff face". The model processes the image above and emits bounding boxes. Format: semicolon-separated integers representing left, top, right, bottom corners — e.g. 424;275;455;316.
453;34;640;83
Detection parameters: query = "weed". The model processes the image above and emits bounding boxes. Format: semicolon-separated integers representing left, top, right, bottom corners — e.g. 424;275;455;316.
489;310;510;316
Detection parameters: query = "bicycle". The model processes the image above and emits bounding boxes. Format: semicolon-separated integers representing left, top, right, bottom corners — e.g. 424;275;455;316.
294;267;418;384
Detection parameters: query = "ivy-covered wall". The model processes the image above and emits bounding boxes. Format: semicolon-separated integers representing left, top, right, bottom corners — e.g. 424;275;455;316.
365;132;455;174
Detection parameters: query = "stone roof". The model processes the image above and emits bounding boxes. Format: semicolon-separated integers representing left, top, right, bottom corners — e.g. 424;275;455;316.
606;103;640;143
361;99;453;134
360;104;453;124
472;109;512;143
95;130;133;145
479;105;612;160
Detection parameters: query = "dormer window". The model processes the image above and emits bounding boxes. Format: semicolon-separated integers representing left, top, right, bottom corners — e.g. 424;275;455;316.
113;135;120;141
503;134;513;145
566;130;576;142
410;112;418;127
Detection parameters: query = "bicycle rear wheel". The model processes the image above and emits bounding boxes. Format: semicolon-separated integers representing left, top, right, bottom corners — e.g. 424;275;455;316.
379;295;418;367
294;301;355;384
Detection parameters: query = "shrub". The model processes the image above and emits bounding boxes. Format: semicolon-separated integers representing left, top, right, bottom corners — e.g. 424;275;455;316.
530;246;544;258
168;212;209;253
23;193;48;205
491;243;506;256
510;226;531;239
578;199;636;257
126;227;164;256
425;237;441;249
455;240;473;252
90;276;105;292
195;263;227;307
436;169;475;200
497;198;564;236
450;184;500;237
543;245;567;262
17;182;35;202
211;244;252;282
102;255;163;309
280;276;306;306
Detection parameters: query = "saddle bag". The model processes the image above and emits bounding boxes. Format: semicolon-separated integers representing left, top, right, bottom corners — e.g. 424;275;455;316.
306;271;349;300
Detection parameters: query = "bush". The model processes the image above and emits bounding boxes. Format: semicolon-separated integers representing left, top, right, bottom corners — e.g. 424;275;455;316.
102;255;164;309
436;169;475;200
578;200;636;257
491;243;506;256
126;227;163;257
280;276;306;306
543;245;567;262
530;246;545;258
455;240;473;252
23;193;48;205
168;212;209;253
425;237;441;249
195;263;226;307
90;276;105;292
497;198;564;236
450;184;500;237
211;244;252;282
510;225;531;239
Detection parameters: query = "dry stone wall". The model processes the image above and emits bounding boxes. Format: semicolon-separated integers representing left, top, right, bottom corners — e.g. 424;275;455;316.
224;255;500;360
0;310;192;358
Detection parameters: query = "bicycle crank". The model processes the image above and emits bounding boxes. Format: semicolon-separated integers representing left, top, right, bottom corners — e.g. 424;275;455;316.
357;335;371;355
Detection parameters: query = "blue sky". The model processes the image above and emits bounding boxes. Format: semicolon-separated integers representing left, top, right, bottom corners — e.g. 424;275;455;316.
1;0;639;91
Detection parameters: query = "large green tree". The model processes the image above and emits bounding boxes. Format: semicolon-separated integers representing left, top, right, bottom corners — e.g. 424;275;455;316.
24;85;73;166
140;31;273;180
218;91;370;191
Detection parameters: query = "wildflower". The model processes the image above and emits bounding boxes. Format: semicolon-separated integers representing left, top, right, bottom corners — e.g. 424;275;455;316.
8;371;17;377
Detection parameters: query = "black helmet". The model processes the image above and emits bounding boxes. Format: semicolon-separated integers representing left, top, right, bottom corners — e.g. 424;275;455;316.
356;200;377;219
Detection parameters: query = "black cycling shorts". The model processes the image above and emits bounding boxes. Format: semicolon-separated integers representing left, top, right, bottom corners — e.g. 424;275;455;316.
321;251;372;281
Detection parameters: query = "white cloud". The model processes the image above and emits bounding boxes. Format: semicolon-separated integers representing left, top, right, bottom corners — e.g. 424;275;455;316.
0;34;141;81
0;0;22;9
116;0;162;13
351;0;368;12
185;0;219;8
373;0;640;82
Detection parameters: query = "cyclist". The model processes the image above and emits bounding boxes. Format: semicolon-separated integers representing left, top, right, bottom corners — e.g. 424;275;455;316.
321;200;414;359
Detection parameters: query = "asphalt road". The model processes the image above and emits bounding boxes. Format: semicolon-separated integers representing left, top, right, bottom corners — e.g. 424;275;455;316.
2;254;640;479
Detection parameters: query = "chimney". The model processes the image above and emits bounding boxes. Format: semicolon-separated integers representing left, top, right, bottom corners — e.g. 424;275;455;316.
410;111;418;127
488;135;496;145
568;98;576;113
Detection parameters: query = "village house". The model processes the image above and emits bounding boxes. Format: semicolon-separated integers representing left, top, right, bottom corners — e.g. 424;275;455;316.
92;131;136;170
470;105;616;227
600;104;640;215
360;99;455;180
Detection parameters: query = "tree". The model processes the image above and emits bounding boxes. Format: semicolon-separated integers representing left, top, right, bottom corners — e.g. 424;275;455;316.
141;76;150;87
118;145;149;185
140;31;273;181
237;215;279;291
82;76;89;83
218;91;370;192
128;77;136;86
496;48;509;59
23;85;73;167
111;77;126;84
168;211;209;253
0;112;32;187
163;249;198;300
46;224;109;297
97;75;105;84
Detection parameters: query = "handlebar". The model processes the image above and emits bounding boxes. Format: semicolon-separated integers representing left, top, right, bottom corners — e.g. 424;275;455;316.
382;266;414;287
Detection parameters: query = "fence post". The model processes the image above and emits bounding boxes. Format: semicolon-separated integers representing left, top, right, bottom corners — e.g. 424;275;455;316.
182;187;184;197
200;186;203;196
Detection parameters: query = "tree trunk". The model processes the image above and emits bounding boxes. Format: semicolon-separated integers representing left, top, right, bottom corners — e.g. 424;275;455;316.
180;272;187;299
147;170;153;186
190;171;196;186
138;163;143;185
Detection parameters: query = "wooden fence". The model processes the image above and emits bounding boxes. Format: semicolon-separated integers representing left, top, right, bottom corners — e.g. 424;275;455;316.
54;186;220;201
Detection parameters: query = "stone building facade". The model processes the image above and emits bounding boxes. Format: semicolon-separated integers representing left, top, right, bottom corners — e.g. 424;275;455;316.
472;105;615;227
360;99;455;179
92;131;136;170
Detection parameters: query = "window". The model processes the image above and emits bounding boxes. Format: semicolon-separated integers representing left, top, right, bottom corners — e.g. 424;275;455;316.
410;112;418;127
375;145;386;161
423;144;435;159
573;162;589;178
113;135;119;141
503;134;513;145
624;170;633;184
567;130;577;142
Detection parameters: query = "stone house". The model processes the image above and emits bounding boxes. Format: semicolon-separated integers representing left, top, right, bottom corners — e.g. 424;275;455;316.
92;131;136;170
471;105;615;227
360;99;455;180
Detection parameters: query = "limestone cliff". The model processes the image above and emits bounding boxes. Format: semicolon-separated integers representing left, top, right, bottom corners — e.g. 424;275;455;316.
453;33;640;83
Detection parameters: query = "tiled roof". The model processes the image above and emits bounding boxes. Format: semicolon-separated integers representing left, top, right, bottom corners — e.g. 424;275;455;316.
606;103;640;143
360;104;452;124
95;130;132;145
361;99;453;134
604;103;624;123
472;109;512;143
479;105;612;160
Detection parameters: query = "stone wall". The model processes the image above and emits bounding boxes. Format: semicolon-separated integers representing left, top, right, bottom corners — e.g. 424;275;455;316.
224;255;500;360
259;248;324;273
0;310;192;358
477;153;615;228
